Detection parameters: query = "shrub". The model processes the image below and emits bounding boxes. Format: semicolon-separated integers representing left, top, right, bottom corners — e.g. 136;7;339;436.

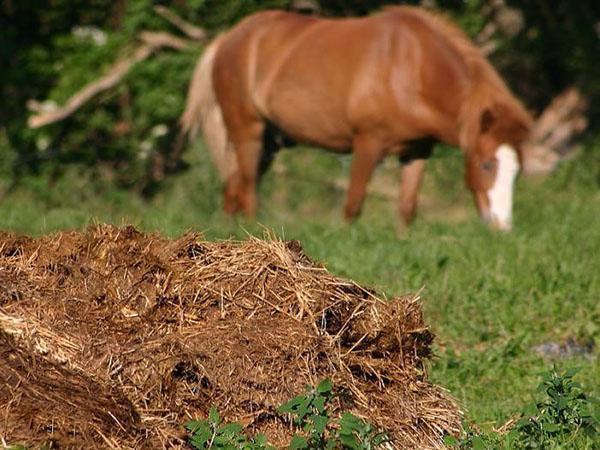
444;366;600;449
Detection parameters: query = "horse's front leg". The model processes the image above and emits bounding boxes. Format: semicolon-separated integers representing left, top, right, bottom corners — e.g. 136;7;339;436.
398;138;434;226
344;134;385;221
399;158;427;225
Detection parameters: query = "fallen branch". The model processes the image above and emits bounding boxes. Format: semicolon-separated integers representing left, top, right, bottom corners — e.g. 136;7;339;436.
137;30;192;50
153;5;207;41
528;88;588;148
28;31;192;129
475;0;525;56
522;88;588;174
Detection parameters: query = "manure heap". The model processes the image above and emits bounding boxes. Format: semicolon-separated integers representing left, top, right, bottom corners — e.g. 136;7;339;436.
0;225;461;449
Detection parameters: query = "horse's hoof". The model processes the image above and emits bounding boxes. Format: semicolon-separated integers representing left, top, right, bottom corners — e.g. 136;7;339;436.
343;205;361;222
343;212;358;223
223;201;240;215
394;218;412;239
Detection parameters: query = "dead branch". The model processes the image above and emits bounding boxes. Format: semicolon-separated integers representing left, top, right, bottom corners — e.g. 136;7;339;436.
529;88;588;145
137;31;192;50
475;0;525;56
290;0;321;14
153;5;207;41
522;88;588;174
28;31;192;129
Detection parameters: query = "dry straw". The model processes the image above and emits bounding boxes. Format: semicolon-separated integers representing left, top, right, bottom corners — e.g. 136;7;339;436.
0;225;461;449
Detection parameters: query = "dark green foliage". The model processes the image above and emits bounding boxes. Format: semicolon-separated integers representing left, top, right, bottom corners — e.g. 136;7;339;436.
186;406;274;449
445;367;600;449
277;379;337;449
187;0;289;31
186;380;389;450
277;379;389;449
501;1;600;121
512;367;600;448
0;0;202;189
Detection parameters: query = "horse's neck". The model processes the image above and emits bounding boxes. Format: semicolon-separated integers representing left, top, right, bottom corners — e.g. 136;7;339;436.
457;81;495;152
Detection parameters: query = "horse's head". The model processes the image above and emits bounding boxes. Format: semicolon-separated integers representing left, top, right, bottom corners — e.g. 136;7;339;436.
464;103;532;230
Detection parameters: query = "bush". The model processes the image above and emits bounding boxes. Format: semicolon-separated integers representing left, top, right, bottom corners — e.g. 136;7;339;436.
445;366;600;449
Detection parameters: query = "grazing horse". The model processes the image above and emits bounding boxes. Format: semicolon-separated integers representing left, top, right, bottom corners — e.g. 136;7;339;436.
181;6;533;230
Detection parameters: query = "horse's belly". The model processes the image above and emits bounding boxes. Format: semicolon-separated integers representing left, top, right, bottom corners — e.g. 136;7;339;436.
265;92;353;151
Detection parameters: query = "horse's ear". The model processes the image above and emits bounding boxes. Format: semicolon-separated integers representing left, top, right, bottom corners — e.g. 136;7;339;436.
480;107;495;133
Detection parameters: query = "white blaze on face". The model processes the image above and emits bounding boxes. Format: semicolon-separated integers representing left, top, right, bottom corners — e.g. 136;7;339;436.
488;144;520;230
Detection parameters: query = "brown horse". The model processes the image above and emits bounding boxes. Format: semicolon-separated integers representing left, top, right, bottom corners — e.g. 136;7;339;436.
181;6;533;230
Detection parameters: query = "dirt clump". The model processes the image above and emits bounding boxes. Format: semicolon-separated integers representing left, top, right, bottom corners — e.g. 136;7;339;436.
0;225;461;449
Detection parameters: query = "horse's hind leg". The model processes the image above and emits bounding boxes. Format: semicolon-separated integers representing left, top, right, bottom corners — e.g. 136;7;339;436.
344;134;385;221
399;138;434;225
227;120;265;218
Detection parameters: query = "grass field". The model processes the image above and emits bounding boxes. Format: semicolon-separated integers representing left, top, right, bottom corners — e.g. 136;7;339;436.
1;139;599;437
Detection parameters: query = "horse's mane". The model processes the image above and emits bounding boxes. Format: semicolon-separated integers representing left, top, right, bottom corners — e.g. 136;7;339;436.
382;6;533;150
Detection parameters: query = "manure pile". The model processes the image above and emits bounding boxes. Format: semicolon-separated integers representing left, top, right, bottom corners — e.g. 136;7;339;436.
0;225;461;449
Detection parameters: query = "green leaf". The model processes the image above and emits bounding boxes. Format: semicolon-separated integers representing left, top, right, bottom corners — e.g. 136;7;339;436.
556;397;568;410
311;414;329;435
185;419;208;433
338;433;361;449
278;396;308;417
289;435;308;450
339;412;363;431
219;422;244;435
209;406;220;425
190;433;209;449
317;378;333;394
313;395;326;414
541;422;560;433
213;435;230;446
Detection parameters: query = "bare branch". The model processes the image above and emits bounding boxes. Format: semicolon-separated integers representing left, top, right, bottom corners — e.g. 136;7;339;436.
153;5;207;41
138;31;193;50
522;88;589;174
475;2;524;56
529;88;588;144
28;32;193;129
479;41;499;56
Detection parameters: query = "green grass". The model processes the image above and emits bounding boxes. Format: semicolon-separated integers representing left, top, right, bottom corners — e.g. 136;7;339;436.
1;140;599;435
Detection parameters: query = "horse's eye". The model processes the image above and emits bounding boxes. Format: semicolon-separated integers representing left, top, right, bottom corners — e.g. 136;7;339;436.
481;160;495;171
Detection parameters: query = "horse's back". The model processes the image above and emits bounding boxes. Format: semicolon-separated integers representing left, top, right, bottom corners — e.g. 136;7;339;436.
212;7;509;151
215;11;422;147
255;15;392;148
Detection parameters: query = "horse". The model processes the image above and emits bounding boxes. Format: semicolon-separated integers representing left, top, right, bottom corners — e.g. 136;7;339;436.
180;6;533;230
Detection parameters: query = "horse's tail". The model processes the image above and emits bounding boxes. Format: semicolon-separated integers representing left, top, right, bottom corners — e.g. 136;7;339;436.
180;35;236;181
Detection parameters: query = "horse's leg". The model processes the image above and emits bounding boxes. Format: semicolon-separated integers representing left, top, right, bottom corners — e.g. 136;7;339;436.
344;134;385;221
399;159;427;224
399;139;434;225
229;120;265;218
223;165;241;215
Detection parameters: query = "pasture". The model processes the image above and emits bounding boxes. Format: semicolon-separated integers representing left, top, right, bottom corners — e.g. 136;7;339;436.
1;137;598;433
